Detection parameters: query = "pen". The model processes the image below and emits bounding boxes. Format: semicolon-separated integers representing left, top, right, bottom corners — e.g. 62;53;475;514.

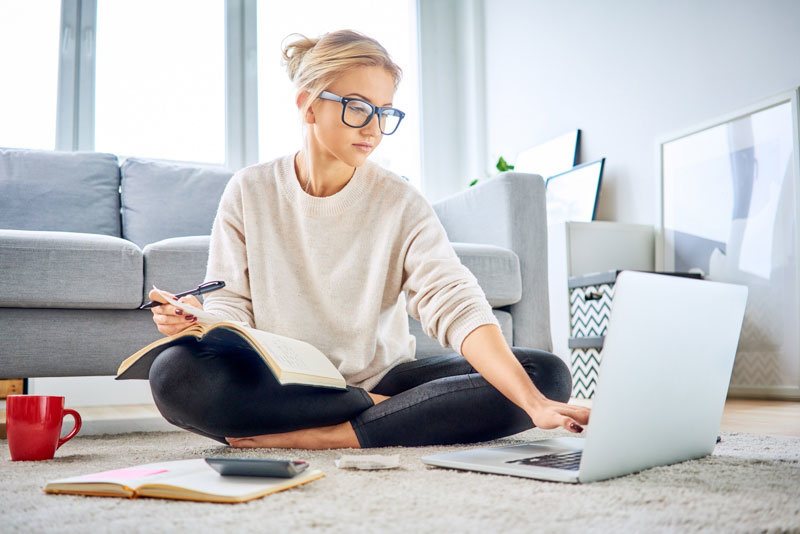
138;281;226;310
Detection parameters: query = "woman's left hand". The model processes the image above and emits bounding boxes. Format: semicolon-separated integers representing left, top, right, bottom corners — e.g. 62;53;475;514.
527;399;591;434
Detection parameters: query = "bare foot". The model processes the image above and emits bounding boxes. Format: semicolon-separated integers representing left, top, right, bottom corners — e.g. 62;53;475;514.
225;394;390;449
226;421;360;450
368;392;391;405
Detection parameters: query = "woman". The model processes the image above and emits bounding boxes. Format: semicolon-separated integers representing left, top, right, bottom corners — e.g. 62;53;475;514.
147;30;590;449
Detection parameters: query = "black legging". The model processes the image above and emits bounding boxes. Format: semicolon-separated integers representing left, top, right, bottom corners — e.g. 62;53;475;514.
148;340;573;448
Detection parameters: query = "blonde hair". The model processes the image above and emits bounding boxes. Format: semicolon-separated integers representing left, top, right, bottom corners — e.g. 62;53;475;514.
281;30;403;191
281;29;403;122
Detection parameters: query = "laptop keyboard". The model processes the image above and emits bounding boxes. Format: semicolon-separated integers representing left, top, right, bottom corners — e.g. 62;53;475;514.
505;451;582;470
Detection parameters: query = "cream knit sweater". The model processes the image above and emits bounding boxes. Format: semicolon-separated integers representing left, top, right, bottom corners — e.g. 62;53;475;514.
201;154;499;391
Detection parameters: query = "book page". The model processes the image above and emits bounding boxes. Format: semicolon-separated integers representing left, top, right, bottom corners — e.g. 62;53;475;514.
83;468;168;480
242;327;343;379
139;287;343;387
45;459;325;502
144;462;324;499
46;459;204;488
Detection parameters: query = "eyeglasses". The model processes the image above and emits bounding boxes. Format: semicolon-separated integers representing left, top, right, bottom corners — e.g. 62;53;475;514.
318;91;405;135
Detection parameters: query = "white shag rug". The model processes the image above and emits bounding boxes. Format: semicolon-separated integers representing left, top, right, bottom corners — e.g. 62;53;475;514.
1;428;799;533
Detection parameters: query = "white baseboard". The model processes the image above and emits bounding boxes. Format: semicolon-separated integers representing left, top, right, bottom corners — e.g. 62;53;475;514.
28;376;155;407
58;404;179;436
728;385;800;401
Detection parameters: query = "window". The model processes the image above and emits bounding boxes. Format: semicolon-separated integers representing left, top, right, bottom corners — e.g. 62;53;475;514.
94;0;225;163
256;1;421;188
0;1;61;150
2;1;421;176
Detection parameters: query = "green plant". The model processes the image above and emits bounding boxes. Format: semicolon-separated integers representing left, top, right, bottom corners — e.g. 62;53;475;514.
468;156;515;187
495;156;514;172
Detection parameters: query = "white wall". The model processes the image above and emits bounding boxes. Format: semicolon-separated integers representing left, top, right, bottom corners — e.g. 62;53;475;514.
482;0;800;224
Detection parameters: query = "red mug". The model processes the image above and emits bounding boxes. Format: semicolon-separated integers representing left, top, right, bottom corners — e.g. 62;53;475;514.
6;395;82;461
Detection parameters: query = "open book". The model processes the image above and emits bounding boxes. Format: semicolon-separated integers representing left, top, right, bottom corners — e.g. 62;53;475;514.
116;287;346;389
44;459;324;503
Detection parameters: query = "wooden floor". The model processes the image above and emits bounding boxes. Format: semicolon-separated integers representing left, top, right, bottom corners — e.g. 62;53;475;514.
571;397;800;438
718;398;800;438
2;398;800;439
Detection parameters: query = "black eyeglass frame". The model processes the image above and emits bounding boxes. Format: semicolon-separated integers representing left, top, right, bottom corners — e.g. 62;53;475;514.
318;90;406;135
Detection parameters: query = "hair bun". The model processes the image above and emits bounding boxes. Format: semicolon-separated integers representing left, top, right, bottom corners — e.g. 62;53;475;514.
281;33;318;82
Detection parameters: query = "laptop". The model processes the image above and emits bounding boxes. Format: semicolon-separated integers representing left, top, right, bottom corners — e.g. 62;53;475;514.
422;271;748;483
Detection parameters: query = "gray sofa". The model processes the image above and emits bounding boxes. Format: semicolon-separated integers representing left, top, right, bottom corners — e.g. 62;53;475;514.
0;147;551;379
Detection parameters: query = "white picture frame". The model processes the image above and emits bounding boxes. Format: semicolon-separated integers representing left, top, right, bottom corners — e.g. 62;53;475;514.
515;129;581;179
655;88;800;400
544;158;605;226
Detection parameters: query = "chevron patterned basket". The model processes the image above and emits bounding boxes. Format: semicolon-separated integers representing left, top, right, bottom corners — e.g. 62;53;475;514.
569;345;602;399
569;271;617;338
567;271;620;398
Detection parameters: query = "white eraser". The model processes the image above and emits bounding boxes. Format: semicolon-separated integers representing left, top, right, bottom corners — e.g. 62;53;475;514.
335;454;400;470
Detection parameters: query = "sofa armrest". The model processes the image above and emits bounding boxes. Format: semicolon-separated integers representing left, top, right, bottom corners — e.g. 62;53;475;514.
432;172;552;351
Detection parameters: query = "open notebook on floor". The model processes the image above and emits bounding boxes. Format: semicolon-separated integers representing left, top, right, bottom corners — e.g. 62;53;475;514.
422;271;748;483
44;458;324;503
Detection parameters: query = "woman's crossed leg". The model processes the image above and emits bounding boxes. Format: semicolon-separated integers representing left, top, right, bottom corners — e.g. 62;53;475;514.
148;341;572;449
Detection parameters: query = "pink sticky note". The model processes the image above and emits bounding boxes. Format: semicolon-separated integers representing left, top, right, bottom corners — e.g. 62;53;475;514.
83;468;169;480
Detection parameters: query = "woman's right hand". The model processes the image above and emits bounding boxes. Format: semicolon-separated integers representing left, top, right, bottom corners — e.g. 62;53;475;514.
148;289;204;336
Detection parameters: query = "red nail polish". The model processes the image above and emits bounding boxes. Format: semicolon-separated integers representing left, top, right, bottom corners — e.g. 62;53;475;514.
175;309;183;315
570;423;584;433
186;315;195;321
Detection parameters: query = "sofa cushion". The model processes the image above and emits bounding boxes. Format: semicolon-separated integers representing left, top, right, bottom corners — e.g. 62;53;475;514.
451;242;521;306
142;236;212;304
0;147;121;236
121;158;232;248
0;229;143;308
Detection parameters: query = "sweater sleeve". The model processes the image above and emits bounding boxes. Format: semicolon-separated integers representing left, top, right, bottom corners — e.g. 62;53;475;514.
200;173;255;327
400;198;500;355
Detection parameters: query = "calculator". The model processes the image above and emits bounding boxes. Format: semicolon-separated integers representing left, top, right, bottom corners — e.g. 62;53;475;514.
205;457;309;478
